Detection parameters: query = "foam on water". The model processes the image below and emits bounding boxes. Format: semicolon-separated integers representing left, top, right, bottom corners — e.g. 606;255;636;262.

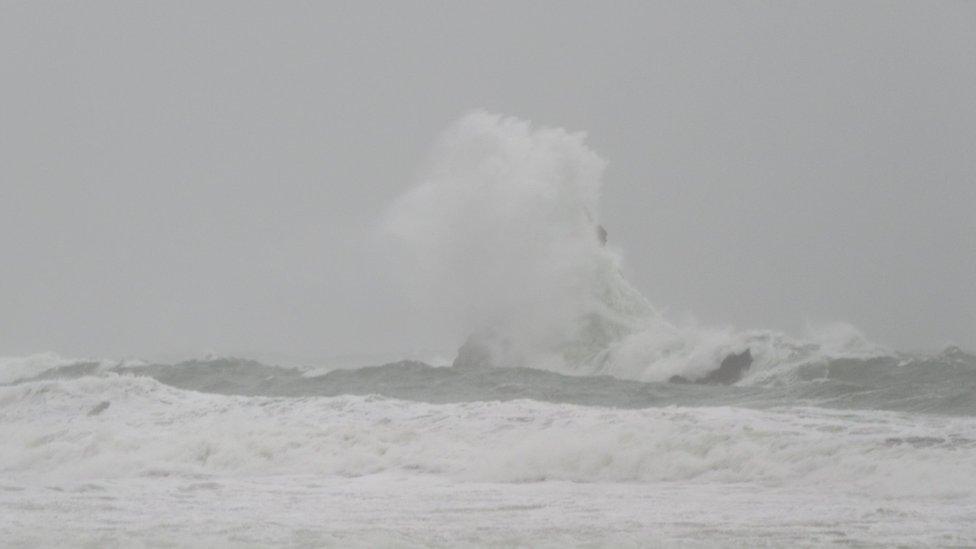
3;357;975;546
2;112;973;546
2;374;974;499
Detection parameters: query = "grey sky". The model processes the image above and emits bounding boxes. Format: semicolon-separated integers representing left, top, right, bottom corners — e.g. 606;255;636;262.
2;1;974;360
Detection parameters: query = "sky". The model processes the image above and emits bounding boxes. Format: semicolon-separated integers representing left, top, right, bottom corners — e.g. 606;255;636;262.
1;1;974;361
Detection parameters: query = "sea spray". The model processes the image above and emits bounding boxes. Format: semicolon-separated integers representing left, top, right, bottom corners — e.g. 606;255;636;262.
383;112;887;383
383;111;632;372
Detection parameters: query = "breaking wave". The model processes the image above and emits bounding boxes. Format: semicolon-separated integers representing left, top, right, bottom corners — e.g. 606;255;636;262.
2;113;973;539
384;112;890;384
2;374;974;499
6;349;976;415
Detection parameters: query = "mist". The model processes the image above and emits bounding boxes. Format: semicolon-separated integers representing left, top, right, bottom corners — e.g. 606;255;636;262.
2;2;974;361
3;3;976;546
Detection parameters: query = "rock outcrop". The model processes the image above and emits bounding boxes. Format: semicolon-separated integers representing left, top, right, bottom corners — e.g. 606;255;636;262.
452;336;495;370
669;348;753;385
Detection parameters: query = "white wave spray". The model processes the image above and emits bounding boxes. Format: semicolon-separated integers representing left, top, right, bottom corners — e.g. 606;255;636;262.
384;112;886;383
4;375;974;496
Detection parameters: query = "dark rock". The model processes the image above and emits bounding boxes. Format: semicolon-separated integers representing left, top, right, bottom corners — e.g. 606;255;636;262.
452;336;495;370
669;349;752;386
701;349;753;384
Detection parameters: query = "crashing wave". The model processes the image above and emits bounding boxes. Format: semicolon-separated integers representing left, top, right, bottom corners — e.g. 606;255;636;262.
1;374;974;497
386;112;889;384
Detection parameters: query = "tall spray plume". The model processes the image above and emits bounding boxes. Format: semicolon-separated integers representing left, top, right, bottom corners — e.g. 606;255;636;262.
384;112;886;383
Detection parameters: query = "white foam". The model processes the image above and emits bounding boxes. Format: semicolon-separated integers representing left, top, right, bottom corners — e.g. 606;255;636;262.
384;112;889;382
2;375;972;499
5;474;973;547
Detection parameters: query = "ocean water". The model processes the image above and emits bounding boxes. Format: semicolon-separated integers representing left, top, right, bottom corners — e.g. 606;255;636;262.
3;113;973;546
1;349;975;547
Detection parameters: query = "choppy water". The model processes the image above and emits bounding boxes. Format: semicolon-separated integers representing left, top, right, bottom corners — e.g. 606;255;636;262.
14;345;976;415
3;113;974;546
2;349;975;547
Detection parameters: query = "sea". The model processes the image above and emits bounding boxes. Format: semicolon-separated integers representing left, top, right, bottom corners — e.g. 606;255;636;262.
2;112;973;547
1;347;975;547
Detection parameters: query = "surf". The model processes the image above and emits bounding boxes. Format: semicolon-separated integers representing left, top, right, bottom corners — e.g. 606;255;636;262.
383;112;888;384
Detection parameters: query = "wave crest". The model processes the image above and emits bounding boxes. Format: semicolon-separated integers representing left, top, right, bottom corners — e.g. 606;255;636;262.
385;112;888;383
2;375;973;498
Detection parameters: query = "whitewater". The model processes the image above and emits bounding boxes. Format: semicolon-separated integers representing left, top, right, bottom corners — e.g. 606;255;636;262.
2;113;975;547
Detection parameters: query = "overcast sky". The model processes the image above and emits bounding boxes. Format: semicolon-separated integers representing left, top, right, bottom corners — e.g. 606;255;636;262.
2;1;974;361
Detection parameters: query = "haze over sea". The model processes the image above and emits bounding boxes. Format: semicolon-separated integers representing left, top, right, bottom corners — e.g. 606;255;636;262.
2;114;975;547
